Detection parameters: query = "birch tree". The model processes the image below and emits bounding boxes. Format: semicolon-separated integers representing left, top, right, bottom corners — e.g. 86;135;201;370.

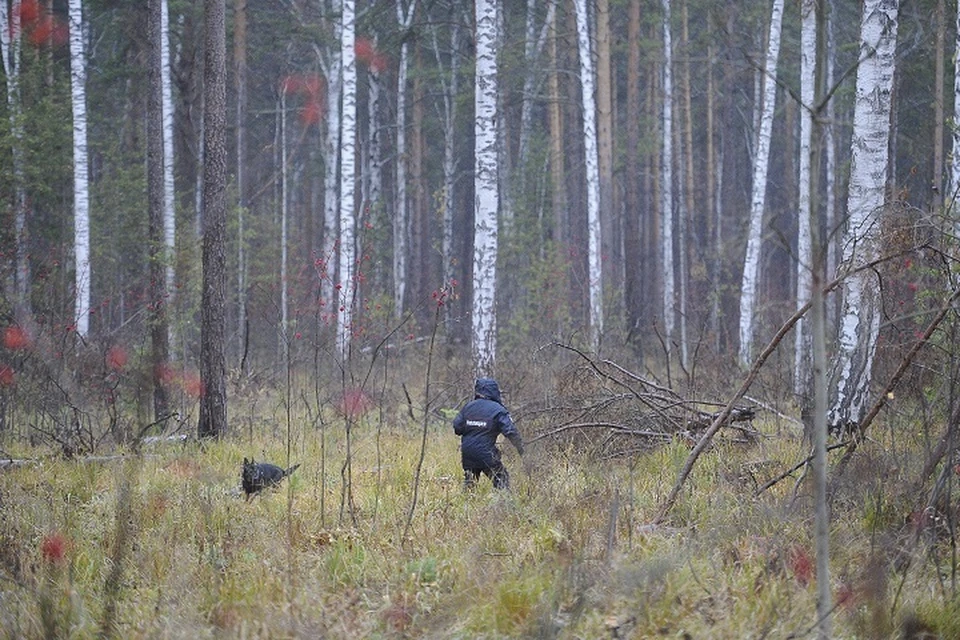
951;0;960;218
738;0;784;366
660;0;675;354
69;0;91;338
828;0;899;430
1;0;28;316
161;0;176;298
362;37;383;223
574;0;603;352
794;0;815;396
473;0;499;374
148;0;170;417
320;44;340;314
394;0;417;317
337;0;357;359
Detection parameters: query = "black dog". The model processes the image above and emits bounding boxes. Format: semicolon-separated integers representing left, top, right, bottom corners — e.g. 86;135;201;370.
241;457;301;499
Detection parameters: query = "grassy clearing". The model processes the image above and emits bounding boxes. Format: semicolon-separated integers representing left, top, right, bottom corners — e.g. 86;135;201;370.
1;386;958;639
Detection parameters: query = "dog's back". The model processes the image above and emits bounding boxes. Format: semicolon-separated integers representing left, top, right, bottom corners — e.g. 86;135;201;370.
242;457;300;498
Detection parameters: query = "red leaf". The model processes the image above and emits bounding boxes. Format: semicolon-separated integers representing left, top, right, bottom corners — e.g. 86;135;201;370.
787;545;814;586
40;532;70;566
106;345;128;370
0;364;14;387
3;326;30;350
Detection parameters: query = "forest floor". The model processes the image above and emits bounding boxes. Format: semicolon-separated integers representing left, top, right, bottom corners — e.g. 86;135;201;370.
1;375;959;639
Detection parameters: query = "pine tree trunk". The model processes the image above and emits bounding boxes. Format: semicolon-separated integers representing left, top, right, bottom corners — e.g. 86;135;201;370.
933;0;945;212
234;0;248;369
624;0;642;337
548;10;566;249
547;6;569;340
706;32;719;352
679;0;695;368
199;0;228;440
596;0;616;293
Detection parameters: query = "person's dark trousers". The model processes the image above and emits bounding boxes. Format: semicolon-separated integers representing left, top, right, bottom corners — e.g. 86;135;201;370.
463;463;510;490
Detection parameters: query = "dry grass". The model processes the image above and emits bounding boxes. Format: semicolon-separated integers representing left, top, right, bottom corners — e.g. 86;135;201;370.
1;375;959;639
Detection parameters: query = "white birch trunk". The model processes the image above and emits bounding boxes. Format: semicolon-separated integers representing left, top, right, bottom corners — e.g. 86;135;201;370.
575;0;603;351
661;0;675;348
2;1;27;314
321;49;341;313
951;0;960;220
70;0;91;338
363;62;382;214
738;0;784;366
394;0;416;317
828;0;899;430
161;0;175;296
473;0;499;374
337;0;357;358
794;0;815;395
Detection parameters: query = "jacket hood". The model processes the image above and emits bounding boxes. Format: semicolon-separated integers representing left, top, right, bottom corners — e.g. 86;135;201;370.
474;377;502;403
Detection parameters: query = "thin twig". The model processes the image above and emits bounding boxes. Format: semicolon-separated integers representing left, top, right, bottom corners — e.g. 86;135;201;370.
754;442;850;497
526;422;674;444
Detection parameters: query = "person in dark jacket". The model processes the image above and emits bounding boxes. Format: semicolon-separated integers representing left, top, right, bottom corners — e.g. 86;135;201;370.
452;377;524;489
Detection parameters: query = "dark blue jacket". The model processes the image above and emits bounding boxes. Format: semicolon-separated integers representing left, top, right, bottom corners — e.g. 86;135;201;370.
453;378;523;469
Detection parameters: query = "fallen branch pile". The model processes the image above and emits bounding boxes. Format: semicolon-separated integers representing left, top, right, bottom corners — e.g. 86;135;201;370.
523;345;759;458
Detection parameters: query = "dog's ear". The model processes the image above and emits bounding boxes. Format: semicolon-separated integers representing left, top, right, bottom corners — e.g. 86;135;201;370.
243;457;249;465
